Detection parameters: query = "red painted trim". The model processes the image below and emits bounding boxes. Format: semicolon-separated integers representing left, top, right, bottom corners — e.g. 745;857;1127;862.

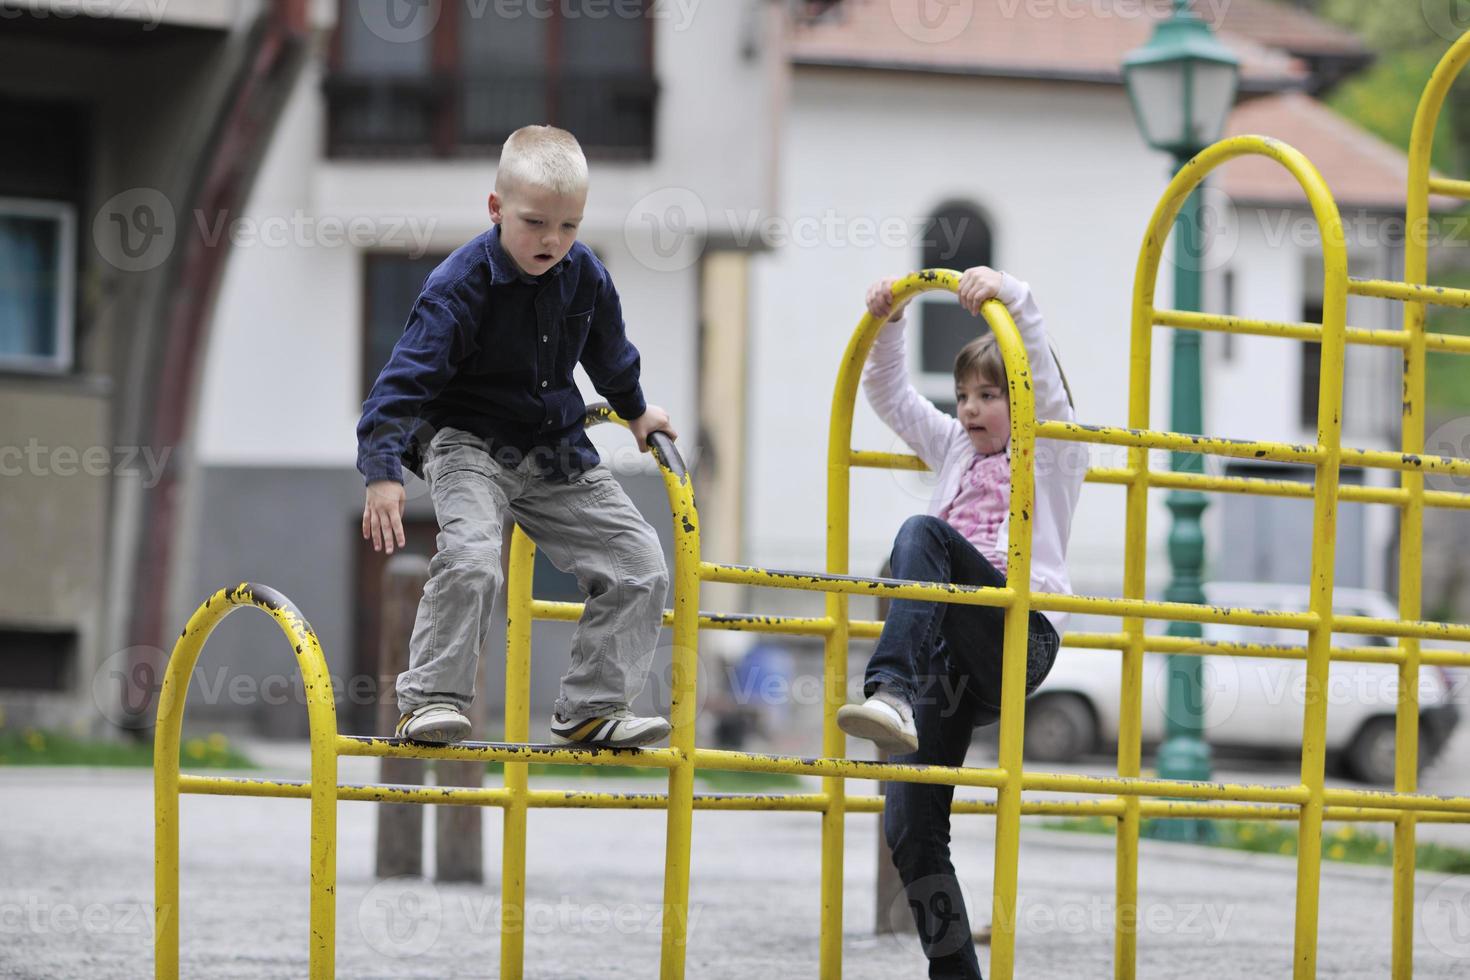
127;0;311;717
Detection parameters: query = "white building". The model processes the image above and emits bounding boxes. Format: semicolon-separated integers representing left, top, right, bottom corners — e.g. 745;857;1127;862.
744;0;1428;629
8;0;1439;735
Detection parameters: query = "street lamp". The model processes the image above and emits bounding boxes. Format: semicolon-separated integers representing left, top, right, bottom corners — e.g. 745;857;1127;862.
1123;0;1240;843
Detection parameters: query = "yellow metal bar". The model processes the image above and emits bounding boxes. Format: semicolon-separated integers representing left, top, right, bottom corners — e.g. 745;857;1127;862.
1154;307;1414;348
983;283;1042;980
337;735;681;768
1085;466;1470;510
531;598;850;638
848;448;929;471
1427;175;1470;198
1349;275;1470;309
1341;445;1470;478
1032;592;1318;630
154;584;338;980
658;436;702;980
500;526;535;980
693;747;1009;788
700;559;1017;608
170;774;1470;822
1156;307;1470;356
1386;31;1470;979
1036;419;1325;464
1115;189;1156;973
1291;146;1349;980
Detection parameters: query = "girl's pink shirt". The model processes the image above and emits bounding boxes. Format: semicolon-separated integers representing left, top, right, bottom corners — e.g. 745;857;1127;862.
861;273;1088;636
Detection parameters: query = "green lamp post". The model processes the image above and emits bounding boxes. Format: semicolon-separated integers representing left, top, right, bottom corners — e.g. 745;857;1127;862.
1123;0;1240;842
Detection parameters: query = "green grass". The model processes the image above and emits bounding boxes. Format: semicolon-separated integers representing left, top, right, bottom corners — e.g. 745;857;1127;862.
1039;815;1470;874
0;728;255;769
484;760;802;792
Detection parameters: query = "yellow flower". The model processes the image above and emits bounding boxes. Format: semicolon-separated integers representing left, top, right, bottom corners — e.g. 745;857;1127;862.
1328;844;1346;861
207;733;229;752
1334;826;1355;842
24;729;45;753
185;739;207;760
1238;827;1256;842
1280;841;1295;854
1376;840;1388;854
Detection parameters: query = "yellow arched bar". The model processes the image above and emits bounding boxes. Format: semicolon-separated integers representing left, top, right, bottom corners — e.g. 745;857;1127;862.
154;583;338;979
1389;26;1470;978
823;269;1039;979
1125;135;1348;980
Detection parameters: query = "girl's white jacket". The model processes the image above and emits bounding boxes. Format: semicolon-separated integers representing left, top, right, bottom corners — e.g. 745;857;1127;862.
861;273;1088;636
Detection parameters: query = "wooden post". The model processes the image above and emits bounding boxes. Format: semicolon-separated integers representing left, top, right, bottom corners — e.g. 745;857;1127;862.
375;553;430;879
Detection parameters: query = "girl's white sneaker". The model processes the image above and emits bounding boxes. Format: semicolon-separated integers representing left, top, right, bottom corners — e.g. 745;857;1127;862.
837;690;918;754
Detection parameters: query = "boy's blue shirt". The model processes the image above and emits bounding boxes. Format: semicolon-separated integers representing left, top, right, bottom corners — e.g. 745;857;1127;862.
356;225;647;485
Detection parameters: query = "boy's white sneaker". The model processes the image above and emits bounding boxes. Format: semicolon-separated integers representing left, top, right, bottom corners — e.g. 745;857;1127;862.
550;708;671;748
395;702;472;744
837;689;919;754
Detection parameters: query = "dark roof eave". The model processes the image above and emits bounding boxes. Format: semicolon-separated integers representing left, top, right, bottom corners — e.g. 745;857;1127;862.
791;56;1305;94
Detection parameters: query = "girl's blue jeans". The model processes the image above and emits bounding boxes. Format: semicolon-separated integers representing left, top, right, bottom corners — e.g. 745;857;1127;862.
864;515;1061;980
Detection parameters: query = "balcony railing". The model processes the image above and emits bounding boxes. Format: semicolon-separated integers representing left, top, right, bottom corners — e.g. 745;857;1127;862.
323;71;658;159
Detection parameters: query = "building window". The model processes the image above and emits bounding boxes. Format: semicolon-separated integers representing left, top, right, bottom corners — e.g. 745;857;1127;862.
0;198;75;375
362;252;450;398
916;201;993;410
1300;298;1323;430
326;0;658;159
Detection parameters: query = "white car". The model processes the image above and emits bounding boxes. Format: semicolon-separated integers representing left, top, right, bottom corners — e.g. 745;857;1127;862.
1023;583;1462;784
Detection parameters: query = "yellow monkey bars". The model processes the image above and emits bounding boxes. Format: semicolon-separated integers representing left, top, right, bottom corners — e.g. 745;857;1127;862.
156;32;1470;980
